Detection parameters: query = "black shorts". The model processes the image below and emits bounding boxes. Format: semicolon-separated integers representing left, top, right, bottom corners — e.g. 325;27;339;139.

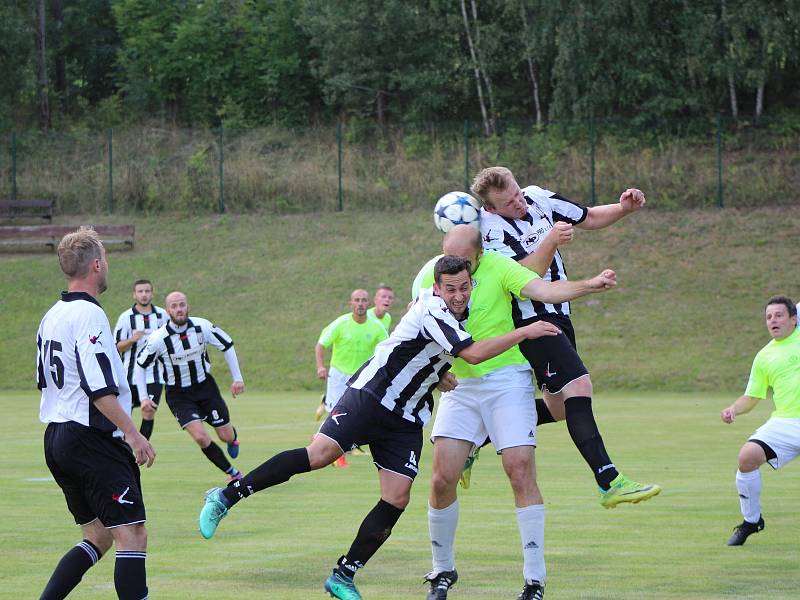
516;314;589;393
318;389;423;480
130;382;163;409
44;421;146;527
165;374;230;429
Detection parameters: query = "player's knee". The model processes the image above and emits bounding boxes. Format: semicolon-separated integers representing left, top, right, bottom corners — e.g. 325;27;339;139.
193;432;213;447
383;491;410;509
141;406;155;420
430;468;459;498
737;444;765;472
85;527;114;556
112;523;147;552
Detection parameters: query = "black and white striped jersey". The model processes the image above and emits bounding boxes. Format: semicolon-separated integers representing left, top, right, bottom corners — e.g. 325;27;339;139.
114;304;168;385
347;288;474;426
480;184;588;321
136;317;234;389
37;291;131;433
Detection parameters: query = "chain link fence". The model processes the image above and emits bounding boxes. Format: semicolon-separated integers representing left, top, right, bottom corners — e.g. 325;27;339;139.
2;114;798;215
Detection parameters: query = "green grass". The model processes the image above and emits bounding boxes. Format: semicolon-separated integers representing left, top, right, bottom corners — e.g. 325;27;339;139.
1;207;798;393
2;390;798;599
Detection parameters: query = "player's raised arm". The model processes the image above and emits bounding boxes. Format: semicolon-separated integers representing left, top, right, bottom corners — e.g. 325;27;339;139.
577;188;646;230
520;269;616;304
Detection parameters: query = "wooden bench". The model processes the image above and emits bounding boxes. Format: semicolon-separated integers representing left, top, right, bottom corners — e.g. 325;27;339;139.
0;199;54;223
0;224;135;252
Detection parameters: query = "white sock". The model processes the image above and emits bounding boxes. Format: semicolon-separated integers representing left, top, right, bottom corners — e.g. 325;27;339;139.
428;500;459;573
736;469;762;523
516;503;545;584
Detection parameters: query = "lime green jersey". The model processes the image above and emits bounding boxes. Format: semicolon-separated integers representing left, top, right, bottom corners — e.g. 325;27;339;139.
367;307;392;330
318;314;388;375
413;251;539;378
744;328;800;418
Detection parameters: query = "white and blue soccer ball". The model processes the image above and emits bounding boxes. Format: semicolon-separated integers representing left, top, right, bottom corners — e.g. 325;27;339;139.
433;191;481;233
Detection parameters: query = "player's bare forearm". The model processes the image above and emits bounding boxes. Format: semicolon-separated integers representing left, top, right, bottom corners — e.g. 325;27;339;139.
578;190;644;230
721;395;759;423
458;322;559;364
521;270;615;304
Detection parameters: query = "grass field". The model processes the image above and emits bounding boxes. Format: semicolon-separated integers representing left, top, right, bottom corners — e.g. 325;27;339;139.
2;390;798;599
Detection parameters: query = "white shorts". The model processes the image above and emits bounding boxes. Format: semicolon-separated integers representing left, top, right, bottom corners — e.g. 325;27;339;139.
750;417;800;469
431;364;536;452
325;367;351;412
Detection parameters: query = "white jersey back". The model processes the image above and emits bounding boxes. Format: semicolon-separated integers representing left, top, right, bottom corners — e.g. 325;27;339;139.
37;292;131;433
480;184;587;320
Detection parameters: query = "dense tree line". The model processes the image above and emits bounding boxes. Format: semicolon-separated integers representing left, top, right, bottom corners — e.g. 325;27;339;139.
2;0;799;132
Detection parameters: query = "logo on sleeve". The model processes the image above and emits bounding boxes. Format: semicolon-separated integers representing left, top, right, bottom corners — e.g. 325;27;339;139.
89;331;103;345
330;410;347;425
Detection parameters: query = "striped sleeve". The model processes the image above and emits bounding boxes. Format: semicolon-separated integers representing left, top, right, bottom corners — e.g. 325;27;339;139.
113;311;128;344
545;191;588;224
136;331;164;368
74;309;119;401
205;322;234;352
420;298;473;355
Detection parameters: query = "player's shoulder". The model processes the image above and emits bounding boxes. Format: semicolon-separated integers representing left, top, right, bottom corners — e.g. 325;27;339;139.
190;316;214;329
116;305;134;319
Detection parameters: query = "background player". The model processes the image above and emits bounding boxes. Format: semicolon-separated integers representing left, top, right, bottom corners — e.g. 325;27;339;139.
37;226;155;600
473;166;659;508
314;290;388;443
198;255;561;600
367;284;395;330
135;291;245;483
721;296;800;545
114;279;168;439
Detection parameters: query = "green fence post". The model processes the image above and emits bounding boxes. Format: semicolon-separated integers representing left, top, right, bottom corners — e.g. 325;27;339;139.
337;122;343;212
589;115;597;206
716;113;723;208
107;128;113;214
10;131;17;201
464;120;470;191
218;126;225;214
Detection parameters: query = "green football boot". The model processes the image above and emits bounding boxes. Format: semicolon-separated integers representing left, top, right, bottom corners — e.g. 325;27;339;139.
599;474;661;509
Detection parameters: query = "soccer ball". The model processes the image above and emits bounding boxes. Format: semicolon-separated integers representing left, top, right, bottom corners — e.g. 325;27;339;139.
433;192;481;233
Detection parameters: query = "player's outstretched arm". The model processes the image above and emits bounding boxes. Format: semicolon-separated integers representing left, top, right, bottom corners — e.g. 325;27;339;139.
314;343;329;380
721;395;760;424
521;269;616;304
94;394;156;467
517;221;573;276
578;188;645;230
222;347;244;395
457;321;561;365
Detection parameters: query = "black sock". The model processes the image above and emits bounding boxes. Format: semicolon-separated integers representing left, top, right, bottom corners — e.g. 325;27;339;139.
40;540;101;599
564;396;618;489
139;419;154;440
114;551;147;600
535;397;556;425
201;441;233;474
335;499;404;579
222;447;311;507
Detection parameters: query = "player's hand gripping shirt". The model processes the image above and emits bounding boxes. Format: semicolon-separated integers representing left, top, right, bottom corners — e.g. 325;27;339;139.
136;317;234;388
318;313;389;375
412;251;538;379
480;185;587;320
744;328;800;418
348;288;473;426
37;292;131;432
114;304;168;385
